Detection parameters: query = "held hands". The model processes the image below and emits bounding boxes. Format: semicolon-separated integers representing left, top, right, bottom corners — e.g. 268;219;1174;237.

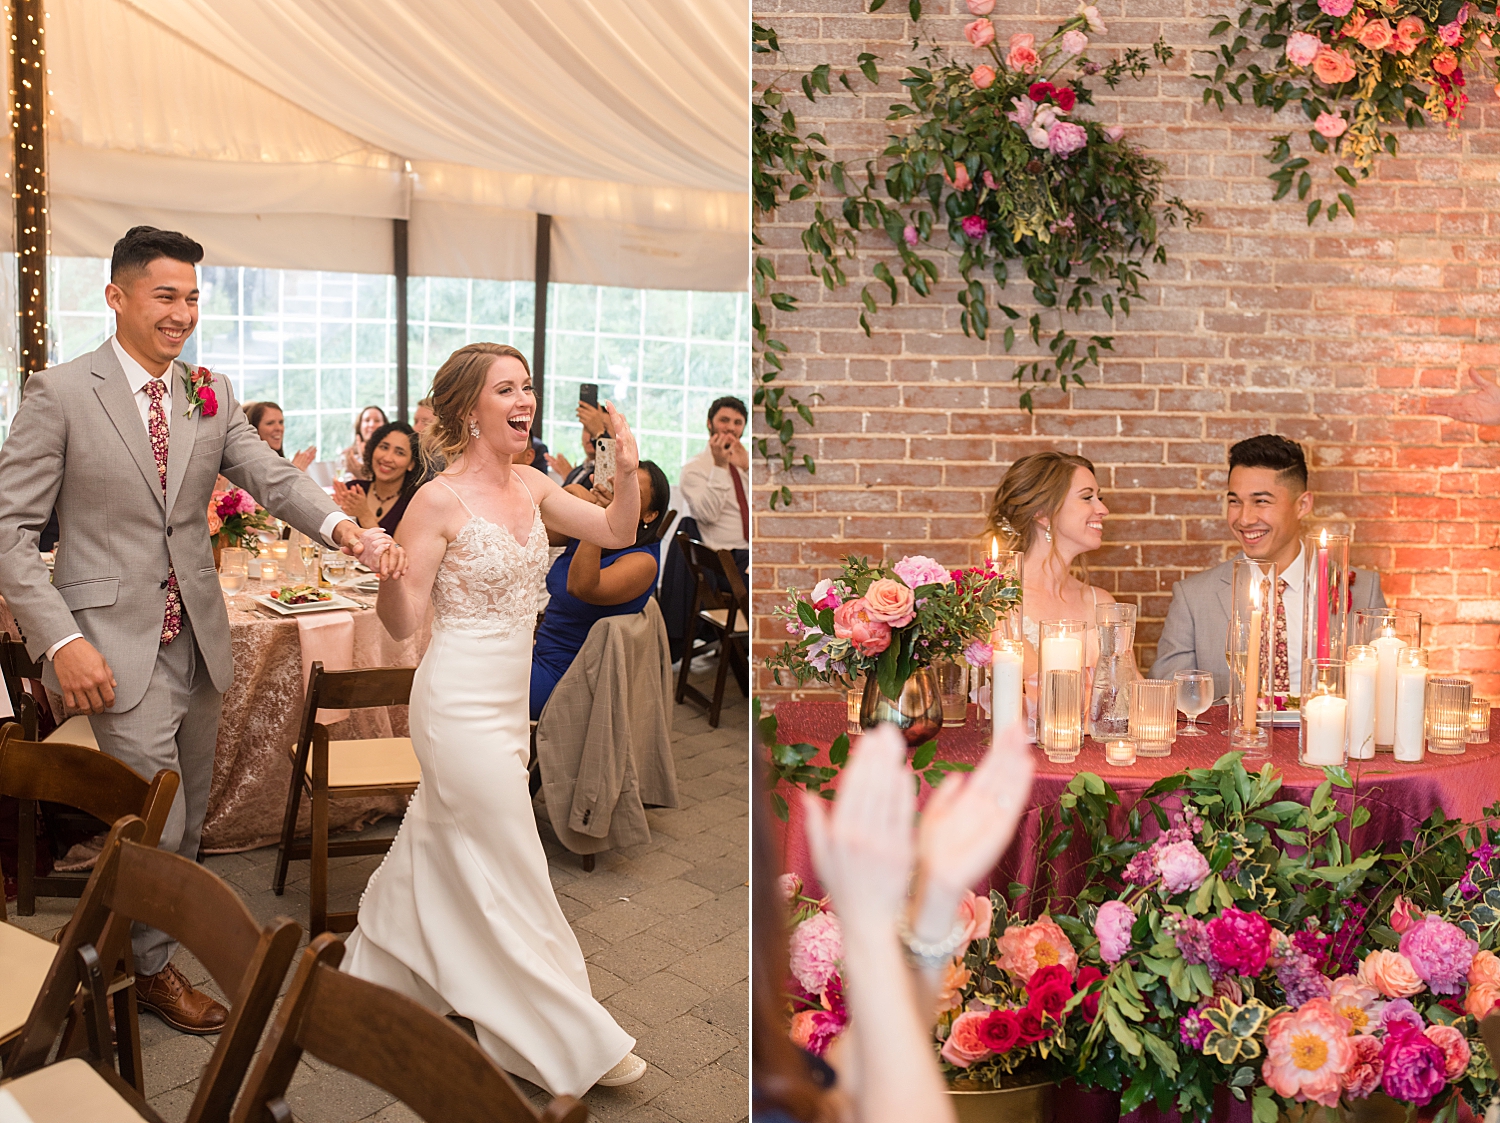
1427;370;1500;426
53;639;116;714
334;520;408;578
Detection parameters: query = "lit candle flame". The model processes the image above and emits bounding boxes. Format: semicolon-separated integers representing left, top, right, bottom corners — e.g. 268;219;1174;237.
1320;527;1328;547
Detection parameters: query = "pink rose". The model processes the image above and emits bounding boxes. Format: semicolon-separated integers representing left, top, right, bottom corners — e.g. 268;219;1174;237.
1358;17;1394;50
207;509;223;536
1318;0;1354;14
811;578;842;610
1438;20;1463;45
1103;125;1124;142
1095;900;1135;964
1061;29;1088;55
1390;895;1416;934
964;639;993;668
1006;32;1039;72
964;18;995;49
1314;112;1347;138
971;64;996;89
1343;1034;1384;1099
1392;15;1425;53
982;170;999;190
965;0;994;13
961;215;988;241
957;889;993;944
197;385;219;418
941;1010;993;1067
1357;950;1425;998
893;555;951;589
1312;45;1357;84
1046;121;1088;157
1286;31;1322;67
1423;1024;1470;1079
863;578;916;627
902;224;919;247
1154;840;1211;894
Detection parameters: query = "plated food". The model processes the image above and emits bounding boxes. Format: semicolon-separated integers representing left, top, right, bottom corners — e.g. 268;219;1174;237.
274;584;332;606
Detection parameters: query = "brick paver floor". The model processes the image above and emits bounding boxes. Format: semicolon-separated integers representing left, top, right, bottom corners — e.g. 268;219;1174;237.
9;664;748;1123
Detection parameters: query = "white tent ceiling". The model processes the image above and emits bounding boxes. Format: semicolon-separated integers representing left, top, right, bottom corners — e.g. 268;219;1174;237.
31;0;748;290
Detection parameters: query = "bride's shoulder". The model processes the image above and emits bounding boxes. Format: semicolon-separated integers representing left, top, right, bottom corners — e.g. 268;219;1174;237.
401;476;469;535
1089;584;1116;606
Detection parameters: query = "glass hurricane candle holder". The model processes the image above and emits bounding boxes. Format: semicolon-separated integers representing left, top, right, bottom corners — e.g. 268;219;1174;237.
1228;558;1276;754
988;545;1023;645
936;659;968;727
1038;619;1086;748
1131;679;1176;759
1426;676;1472;756
846;677;865;737
1393;647;1429;762
1345;645;1378;760
1302;530;1350;671
1353;609;1421;752
1469;698;1492;744
1299;661;1347;768
1041;669;1083;764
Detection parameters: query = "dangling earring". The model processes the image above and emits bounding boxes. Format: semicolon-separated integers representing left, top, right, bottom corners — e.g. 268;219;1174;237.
1043;524;1053;544
468;419;481;439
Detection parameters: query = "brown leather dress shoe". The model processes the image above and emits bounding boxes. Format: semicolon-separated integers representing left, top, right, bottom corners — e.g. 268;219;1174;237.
135;962;227;1035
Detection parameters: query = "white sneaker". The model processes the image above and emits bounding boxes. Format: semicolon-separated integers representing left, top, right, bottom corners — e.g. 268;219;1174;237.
596;1052;648;1087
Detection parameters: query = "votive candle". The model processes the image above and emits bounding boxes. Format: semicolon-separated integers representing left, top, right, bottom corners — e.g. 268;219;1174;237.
1470;698;1492;744
1393;648;1428;762
1104;739;1136;767
1345;645;1377;760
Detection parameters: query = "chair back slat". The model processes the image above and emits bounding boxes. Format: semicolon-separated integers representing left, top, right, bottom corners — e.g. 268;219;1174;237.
714;549;749;622
0;723;159;828
0;636;45;739
307;664;415;712
675;533;730;615
652;507;677;545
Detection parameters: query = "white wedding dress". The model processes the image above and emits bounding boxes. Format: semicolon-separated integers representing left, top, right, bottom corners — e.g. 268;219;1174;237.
343;480;635;1097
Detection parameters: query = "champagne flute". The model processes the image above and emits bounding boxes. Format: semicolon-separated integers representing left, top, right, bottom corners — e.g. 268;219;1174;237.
1174;669;1214;737
300;541;319;584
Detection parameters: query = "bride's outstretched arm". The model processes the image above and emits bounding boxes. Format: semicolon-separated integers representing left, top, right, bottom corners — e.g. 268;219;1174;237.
376;484;462;639
535;403;641;548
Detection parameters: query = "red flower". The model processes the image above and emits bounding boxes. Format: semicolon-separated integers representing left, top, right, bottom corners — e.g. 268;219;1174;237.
1027;980;1071;1020
1054;87;1076;111
977;1009;1022;1053
1016;1007;1048;1044
1028;965;1073;993
1074;966;1105;1021
197;385;218;418
1027;81;1056;103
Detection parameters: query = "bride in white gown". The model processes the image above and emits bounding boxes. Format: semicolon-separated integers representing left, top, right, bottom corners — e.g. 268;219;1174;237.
344;342;647;1096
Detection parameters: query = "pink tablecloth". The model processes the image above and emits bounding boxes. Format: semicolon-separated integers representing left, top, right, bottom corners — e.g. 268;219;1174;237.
769;701;1500;910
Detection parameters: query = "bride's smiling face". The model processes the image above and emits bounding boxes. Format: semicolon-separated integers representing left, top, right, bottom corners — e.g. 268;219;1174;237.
1045;468;1108;556
469;356;535;458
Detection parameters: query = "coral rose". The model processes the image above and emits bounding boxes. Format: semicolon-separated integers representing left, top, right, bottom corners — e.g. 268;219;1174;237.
997;918;1078;983
936;960;972;1013
1007;32;1039;73
957;889;994;945
862;578;916;627
1262;998;1355;1108
971;64;996;89
941;1010;993;1067
1314;112;1348;138
1286;31;1322;67
944;163;972;192
1312;45;1357;84
832;598;892;657
1433;50;1459;75
1423;1024;1470;1079
1357;950;1425;998
1358;17;1394;50
965;0;995;12
1343;1034;1384;1099
1392;16;1425;53
1465;981;1500;1020
964;18;996;49
1469;948;1500;988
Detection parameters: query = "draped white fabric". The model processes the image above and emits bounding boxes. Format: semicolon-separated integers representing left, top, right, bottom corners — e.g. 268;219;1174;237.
37;0;749;289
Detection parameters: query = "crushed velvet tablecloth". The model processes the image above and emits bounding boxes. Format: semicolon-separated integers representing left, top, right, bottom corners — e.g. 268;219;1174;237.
768;701;1500;907
2;587;426;852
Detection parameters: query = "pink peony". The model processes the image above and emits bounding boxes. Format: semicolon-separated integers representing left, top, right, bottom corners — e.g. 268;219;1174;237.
1438;20;1463;45
941;1010;993;1067
1318;0;1354;14
833;598;892;657
1312;45;1357;84
1390;895;1416;934
1103;124;1124;142
789;911;843;995
1423;1023;1470;1079
1047;122;1088;157
1207;908;1273;977
1095;900;1135;964
1358;950;1425;998
1314;112;1347;138
1061;29;1088;56
1006;32;1039;72
964;639;993;668
791;1008;847;1057
893;555;951;590
1262;998;1355;1107
1380;1022;1448;1105
961;215;988;240
964;18;996;49
965;0;995;13
971;64;996;89
1343;1034;1384;1099
862;578;916;627
811;578;842;610
1399;914;1477;994
1155;840;1211;894
902;224;919;247
957;889;994;944
1286;31;1323;67
997;917;1077;983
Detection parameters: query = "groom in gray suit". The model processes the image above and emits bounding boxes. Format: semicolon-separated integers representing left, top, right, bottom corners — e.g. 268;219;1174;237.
0;227;404;1033
1150;434;1385;702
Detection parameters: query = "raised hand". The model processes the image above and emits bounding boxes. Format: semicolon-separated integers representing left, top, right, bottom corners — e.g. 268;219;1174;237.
1427;371;1500;426
604;402;639;476
331;478;362;516
291;446;317;471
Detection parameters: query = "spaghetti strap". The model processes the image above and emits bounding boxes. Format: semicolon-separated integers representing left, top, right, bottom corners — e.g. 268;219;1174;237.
435;478;475;518
1092;586;1099;608
511;470;541;512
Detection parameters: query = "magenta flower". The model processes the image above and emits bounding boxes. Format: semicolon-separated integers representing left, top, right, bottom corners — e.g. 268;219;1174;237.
1379;1022;1448;1106
961;215;988;241
1207;908;1273;977
1378;998;1424;1033
1095;900;1135;964
902;224;919;248
1047;122;1088;157
1399;914;1477;994
1155;840;1211;894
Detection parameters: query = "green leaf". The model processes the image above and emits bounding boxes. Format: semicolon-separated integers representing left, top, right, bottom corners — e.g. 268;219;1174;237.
1252;1087;1278;1123
911;740;937;770
1140;1031;1181;1078
1105;1005;1144;1056
907;0;921;20
868;0;886;9
1339;192;1356;218
1306;198;1322;224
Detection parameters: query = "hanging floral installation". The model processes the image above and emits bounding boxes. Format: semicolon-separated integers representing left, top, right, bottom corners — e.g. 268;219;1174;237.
1196;0;1500;221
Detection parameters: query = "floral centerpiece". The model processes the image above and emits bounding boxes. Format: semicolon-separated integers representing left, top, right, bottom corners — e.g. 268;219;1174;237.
765;554;1021;701
1198;0;1500;221
783;877;850;1058
208;487;271;555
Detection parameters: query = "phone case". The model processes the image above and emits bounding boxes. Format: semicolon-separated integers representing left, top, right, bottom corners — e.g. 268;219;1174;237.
594;436;616;484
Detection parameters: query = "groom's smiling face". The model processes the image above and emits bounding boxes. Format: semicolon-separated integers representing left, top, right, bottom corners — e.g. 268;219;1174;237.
106;256;199;373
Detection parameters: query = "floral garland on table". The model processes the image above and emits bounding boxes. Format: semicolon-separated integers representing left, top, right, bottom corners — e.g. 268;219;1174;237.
208;487;270;552
1197;0;1500;221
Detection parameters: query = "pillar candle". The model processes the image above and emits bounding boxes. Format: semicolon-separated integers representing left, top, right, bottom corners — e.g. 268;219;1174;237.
1393;661;1427;762
1346;650;1377;760
991;643;1024;741
1315;537;1330;660
1302;693;1348;766
1243;606;1262;732
1040;635;1083;678
1372;631;1408;747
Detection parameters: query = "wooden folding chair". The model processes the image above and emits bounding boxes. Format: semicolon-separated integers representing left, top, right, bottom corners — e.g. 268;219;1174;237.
673;535;748;728
231;933;587;1123
0;722;179;1091
3;818;301;1123
272;664;419;935
0;633;98;746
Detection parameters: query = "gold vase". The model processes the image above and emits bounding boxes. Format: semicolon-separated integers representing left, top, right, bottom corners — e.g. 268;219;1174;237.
860;666;943;746
948;1079;1055;1123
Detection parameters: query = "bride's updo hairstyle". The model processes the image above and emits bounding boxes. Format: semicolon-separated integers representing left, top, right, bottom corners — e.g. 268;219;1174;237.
427;342;533;467
983;451;1096;554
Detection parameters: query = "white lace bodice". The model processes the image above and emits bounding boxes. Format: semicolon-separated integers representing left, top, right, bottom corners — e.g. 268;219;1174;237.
429;503;550;639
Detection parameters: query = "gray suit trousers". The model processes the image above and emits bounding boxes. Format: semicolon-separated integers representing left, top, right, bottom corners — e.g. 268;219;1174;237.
86;616;222;976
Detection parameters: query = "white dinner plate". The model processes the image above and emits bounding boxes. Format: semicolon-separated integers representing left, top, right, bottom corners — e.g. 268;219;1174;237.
252;592;361;616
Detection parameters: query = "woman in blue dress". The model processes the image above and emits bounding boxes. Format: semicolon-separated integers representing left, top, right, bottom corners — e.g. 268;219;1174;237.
530;459;672;720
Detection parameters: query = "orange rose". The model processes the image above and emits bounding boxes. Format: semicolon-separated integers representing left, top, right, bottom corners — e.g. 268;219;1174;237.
1466;981;1500;1020
1391;15;1425;54
935;960;972;1013
1357;949;1425;998
1312;45;1357;84
863;577;916;626
1433;49;1458;74
1357;17;1394;50
1469;949;1500;988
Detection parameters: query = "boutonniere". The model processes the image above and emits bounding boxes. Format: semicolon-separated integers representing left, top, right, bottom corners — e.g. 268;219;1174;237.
181;364;219;419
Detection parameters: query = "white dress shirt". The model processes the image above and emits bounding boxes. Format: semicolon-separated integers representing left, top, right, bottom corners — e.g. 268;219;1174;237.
677;445;749;552
1279;544;1306;696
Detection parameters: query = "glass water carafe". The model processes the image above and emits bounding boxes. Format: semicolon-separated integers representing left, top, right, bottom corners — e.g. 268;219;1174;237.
1088;619;1139;741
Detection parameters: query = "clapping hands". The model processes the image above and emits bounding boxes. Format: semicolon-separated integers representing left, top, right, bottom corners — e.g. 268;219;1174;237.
1427;371;1500;426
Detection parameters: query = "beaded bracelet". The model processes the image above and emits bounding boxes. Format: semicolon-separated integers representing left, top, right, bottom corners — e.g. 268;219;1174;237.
895;913;967;970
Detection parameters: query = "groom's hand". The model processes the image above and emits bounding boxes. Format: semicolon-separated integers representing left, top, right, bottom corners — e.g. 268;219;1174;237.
333;520;408;579
53;639;116;714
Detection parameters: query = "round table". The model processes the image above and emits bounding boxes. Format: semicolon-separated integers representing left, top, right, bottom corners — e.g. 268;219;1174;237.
769;701;1500;907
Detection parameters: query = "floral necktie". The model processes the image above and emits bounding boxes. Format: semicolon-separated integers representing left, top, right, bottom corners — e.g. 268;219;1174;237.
1272;577;1289;704
146;378;183;645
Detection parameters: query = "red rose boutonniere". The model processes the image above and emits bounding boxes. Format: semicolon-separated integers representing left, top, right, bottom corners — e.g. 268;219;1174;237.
181;364;218;419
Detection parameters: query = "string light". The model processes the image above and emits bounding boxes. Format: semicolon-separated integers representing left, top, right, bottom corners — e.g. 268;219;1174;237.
9;0;47;375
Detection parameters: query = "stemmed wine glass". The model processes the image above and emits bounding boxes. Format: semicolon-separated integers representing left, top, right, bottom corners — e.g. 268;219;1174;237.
1174;669;1214;737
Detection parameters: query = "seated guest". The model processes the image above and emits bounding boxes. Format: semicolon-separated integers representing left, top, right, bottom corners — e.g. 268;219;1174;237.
1150;434;1385;702
983;451;1115;681
678;395;749;581
245;400;316;470
412;396;437;436
413;397;446;481
339;404;388;480
331;420;421;535
530;460;671;720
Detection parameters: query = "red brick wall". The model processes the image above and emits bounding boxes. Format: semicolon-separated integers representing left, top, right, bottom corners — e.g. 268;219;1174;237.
752;0;1500;699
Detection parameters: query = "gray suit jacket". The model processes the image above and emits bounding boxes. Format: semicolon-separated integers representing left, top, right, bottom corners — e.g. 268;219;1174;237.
1150;556;1387;701
0;341;342;711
